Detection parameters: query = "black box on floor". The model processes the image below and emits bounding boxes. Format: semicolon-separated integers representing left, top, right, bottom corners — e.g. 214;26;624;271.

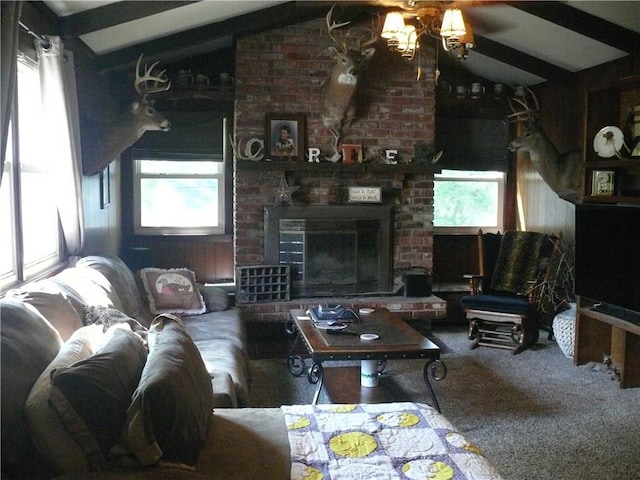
403;268;432;297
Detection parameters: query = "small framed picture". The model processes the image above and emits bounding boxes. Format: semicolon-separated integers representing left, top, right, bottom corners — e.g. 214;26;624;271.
591;170;615;196
265;113;306;161
341;144;363;163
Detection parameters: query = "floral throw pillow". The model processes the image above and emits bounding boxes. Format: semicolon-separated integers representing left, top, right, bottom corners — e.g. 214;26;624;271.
139;268;206;315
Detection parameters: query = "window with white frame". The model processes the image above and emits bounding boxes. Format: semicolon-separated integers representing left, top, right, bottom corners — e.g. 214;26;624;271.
0;54;63;293
132;155;225;235
433;169;505;234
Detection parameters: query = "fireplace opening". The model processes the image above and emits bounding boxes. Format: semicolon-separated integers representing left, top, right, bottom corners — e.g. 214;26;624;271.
265;206;393;297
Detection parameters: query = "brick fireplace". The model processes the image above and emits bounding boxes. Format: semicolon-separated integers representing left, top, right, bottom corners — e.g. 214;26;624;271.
232;13;446;321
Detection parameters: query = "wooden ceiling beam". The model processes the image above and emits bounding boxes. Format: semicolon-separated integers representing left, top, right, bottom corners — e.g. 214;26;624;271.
473;34;575;85
93;3;331;72
508;1;640;54
59;1;201;36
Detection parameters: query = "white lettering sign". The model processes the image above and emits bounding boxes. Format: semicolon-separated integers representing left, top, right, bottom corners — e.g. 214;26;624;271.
348;187;382;203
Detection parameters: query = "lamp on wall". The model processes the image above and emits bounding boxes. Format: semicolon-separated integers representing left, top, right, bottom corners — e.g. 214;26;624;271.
381;7;474;61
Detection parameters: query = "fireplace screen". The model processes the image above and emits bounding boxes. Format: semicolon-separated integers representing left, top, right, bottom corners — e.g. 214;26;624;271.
265;206;393;297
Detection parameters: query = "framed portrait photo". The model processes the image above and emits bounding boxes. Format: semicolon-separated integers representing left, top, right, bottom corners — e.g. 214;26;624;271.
591;170;615;196
265;113;306;161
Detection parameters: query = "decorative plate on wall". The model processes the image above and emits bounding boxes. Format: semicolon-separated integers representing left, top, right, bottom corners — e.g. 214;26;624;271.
593;126;625;158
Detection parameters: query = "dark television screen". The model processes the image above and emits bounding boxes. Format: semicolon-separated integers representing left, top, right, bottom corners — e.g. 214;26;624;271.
575;204;640;316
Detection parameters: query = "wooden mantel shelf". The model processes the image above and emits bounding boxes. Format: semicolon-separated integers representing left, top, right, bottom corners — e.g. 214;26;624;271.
235;160;442;174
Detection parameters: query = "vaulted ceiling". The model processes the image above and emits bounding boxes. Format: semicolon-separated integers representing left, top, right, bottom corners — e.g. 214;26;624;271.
31;1;640;87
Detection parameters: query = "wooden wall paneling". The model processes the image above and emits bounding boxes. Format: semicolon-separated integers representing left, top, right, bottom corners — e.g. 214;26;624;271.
184;242;207;280
211;240;234;282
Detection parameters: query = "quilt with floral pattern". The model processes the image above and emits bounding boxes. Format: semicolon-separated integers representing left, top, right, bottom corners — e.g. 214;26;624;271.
281;402;503;480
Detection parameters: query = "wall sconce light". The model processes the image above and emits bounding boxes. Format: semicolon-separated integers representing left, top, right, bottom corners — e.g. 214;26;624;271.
382;7;474;61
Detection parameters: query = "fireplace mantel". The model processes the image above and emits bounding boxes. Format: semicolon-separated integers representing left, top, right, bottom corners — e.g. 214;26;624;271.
236;161;442;175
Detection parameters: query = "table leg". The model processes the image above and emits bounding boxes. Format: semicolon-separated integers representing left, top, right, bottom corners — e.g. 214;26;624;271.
286;330;308;377
308;362;324;405
422;359;447;413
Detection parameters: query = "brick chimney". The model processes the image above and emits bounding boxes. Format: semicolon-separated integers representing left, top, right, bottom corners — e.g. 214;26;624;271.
233;13;437;286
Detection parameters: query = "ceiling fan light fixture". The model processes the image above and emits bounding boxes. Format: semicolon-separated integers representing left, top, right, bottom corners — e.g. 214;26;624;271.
382;11;405;46
440;8;466;38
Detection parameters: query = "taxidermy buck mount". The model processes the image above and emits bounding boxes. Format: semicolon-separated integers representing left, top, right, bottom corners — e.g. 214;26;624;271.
508;88;582;203
320;5;378;158
82;55;171;176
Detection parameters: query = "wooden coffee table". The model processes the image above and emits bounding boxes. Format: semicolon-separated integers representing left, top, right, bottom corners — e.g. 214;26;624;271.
287;308;447;411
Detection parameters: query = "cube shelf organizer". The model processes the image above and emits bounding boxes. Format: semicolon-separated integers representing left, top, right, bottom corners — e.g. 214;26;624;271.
235;265;290;304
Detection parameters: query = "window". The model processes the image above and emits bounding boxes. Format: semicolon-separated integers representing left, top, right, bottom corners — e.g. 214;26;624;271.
133;156;225;235
433;170;505;234
1;54;63;292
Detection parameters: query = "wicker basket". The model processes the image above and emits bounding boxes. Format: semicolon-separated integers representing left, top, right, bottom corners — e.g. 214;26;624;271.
553;304;577;358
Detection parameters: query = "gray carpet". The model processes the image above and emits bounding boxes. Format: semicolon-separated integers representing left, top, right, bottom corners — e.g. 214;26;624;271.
248;325;640;480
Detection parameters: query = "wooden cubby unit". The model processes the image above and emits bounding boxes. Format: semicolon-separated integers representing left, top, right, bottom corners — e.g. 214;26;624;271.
575;297;640;388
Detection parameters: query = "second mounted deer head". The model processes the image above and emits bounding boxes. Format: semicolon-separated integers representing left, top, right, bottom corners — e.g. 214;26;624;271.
320;6;378;151
508;88;582;203
83;55;171;176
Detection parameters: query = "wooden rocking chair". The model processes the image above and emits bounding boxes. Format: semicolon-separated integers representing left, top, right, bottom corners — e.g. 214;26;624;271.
460;230;558;354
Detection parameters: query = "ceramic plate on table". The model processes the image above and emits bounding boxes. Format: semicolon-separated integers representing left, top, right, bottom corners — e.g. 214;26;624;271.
360;333;379;341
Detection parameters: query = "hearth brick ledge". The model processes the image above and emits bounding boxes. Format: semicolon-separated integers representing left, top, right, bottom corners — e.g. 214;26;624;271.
237;295;447;323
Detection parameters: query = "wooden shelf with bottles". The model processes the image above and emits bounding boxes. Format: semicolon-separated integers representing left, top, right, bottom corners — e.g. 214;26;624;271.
583;76;640;204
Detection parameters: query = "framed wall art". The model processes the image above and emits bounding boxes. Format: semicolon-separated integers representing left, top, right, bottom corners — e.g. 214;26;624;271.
265;113;306;161
591;170;615;196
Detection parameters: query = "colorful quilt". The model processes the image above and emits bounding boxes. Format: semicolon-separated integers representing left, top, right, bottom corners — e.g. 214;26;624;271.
281;402;503;480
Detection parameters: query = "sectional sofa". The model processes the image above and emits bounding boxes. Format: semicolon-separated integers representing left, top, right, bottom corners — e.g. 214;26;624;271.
1;254;503;479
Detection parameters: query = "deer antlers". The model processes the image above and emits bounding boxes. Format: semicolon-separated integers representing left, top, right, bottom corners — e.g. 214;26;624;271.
134;54;171;97
507;86;539;123
325;5;378;54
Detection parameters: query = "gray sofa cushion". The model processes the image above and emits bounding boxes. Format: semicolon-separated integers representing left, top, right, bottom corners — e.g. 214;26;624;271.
4;285;85;341
118;314;213;468
51;268;123;313
182;308;246;351
25;325;106;474
0;299;63;470
49;327;148;470
77;255;143;318
53;408;291;480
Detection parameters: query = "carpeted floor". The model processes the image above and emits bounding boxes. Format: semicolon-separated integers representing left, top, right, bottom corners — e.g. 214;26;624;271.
248;325;640;480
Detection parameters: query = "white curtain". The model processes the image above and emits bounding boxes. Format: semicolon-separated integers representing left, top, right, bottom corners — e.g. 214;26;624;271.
36;36;84;255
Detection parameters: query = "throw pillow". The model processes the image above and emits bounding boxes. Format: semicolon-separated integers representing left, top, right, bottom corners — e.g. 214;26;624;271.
198;285;230;312
49;326;148;471
1;299;63;469
25;324;106;474
139;268;206;315
117;313;213;468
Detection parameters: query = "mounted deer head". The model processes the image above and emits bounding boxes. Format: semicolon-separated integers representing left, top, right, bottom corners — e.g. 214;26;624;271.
320;5;377;152
82;55;171;176
508;88;581;203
